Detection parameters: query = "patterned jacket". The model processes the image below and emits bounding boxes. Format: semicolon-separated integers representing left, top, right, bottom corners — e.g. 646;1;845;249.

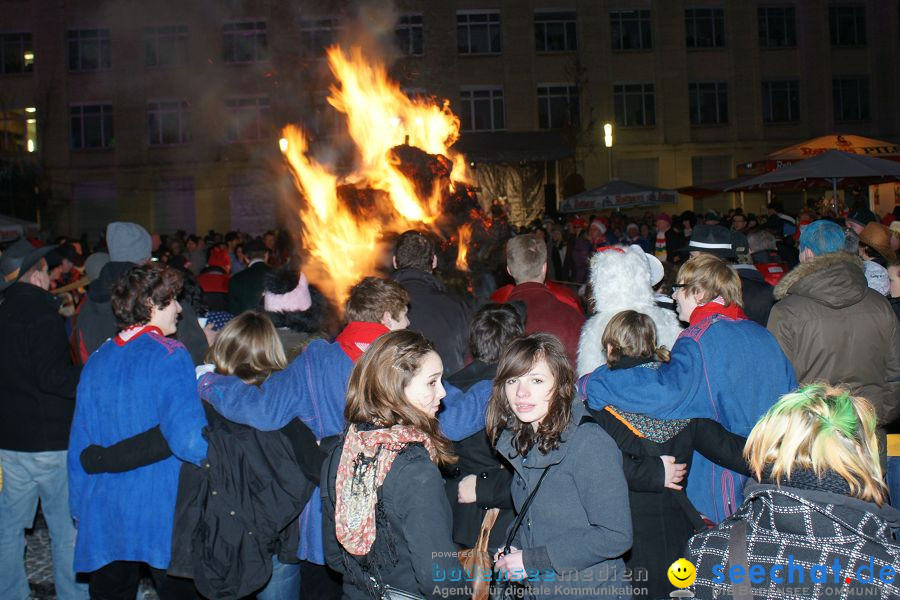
686;481;900;599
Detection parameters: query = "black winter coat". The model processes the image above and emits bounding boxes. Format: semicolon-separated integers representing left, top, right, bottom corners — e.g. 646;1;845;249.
169;405;320;600
392;268;471;374
589;407;750;600
443;360;514;549
0;282;81;451
734;264;775;327
322;439;470;600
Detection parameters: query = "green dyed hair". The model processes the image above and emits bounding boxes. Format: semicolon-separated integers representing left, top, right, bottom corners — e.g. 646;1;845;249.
744;383;886;505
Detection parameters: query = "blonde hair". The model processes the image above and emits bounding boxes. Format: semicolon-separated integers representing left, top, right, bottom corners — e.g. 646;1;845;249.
602;310;671;366
506;234;547;283
677;253;743;307
206;311;287;385
744;384;887;505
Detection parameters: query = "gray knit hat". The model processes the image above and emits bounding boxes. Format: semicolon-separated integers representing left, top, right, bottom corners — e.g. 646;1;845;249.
106;222;151;264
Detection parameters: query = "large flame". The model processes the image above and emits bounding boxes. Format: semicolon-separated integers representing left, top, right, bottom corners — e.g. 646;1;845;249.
456;224;472;271
281;46;469;307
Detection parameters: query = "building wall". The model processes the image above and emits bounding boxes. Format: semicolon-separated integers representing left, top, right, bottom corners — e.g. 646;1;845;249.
0;0;897;236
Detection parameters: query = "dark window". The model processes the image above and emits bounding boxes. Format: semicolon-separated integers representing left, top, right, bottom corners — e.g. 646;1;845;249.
685;8;725;48
395;14;424;56
223;21;267;63
226;96;270;141
1;33;33;74
758;6;796;47
144;26;188;68
70;104;114;148
457;11;501;54
832;78;869;121
67;29;111;71
459;88;504;131
829;5;866;46
300;18;341;57
762;80;800;122
148;100;191;145
537;85;579;129
613;83;655;127
535;11;577;52
688;82;728;124
610;10;652;50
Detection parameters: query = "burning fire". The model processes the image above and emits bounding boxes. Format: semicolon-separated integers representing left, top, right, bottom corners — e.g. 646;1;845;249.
280;46;471;307
456;224;472;271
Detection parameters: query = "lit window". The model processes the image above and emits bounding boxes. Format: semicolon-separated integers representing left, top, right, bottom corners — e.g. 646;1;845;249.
1;33;34;74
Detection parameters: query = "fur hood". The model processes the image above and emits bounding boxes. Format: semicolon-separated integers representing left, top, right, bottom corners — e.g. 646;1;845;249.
773;252;867;308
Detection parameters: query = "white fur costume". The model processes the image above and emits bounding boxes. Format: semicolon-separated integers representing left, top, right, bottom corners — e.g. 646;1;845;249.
576;245;683;377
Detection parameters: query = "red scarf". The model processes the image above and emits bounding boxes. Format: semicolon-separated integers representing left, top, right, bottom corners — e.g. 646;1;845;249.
114;325;164;346
689;296;747;326
335;321;390;362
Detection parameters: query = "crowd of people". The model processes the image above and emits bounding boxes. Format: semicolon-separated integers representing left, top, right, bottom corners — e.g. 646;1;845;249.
0;198;898;600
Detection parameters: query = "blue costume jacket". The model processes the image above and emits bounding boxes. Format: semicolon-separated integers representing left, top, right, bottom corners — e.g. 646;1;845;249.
579;315;797;523
68;331;207;572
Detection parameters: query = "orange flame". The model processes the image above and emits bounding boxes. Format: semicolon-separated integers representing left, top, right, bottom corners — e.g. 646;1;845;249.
280;46;470;307
456;224;473;271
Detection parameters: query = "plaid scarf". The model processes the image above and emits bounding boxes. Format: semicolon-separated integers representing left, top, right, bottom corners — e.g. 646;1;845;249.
334;423;436;555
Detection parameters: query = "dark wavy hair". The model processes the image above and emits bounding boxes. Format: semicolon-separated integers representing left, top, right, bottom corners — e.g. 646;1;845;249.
486;333;575;456
345;330;456;466
111;263;183;329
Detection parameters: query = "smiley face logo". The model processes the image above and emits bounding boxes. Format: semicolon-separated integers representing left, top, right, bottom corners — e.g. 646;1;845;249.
668;558;697;588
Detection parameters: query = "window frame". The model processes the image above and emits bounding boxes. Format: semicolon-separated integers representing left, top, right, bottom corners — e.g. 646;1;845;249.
147;99;192;146
69;102;114;149
685;8;726;49
222;20;268;64
395;14;424;56
225;96;271;142
67;29;111;72
832;77;870;122
829;5;866;47
537;84;580;129
758;6;796;48
534;10;577;53
457;10;502;55
0;32;34;75
610;10;652;51
688;81;729;125
613;82;656;127
761;80;800;123
144;25;189;69
299;17;341;58
459;86;505;132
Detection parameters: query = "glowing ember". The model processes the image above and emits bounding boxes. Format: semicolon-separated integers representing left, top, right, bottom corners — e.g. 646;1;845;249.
456;224;472;271
281;46;471;307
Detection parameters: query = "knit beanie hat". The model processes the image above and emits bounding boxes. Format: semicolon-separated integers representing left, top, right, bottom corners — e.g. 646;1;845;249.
106;222;152;264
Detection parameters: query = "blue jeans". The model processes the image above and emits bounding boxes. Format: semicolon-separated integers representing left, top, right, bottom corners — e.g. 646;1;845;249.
888;456;900;509
256;555;300;600
0;450;89;600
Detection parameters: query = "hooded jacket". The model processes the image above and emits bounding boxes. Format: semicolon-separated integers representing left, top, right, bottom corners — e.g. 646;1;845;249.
767;253;900;430
686;481;900;599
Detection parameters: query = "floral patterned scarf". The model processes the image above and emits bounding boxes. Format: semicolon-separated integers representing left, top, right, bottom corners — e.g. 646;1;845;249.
334;423;436;555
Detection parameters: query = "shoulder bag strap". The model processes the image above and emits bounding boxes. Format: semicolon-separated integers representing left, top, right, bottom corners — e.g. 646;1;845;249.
501;465;552;554
726;519;752;600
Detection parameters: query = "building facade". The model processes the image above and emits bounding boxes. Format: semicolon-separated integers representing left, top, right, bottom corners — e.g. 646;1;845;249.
1;0;898;235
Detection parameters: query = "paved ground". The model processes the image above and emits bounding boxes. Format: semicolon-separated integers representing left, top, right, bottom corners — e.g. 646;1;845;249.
25;508;158;600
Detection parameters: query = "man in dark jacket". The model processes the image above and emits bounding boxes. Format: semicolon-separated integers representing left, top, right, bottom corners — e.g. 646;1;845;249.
227;238;270;315
72;222;208;365
391;230;471;374
504;234;585;366
767;220;900;453
0;239;89;600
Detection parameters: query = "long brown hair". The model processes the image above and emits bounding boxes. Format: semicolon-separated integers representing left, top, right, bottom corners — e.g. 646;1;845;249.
602;310;671;366
206;311;287;385
344;329;456;466
486;333;575;456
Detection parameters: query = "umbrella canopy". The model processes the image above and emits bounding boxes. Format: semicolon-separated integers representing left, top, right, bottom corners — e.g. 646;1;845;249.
767;134;900;162
725;150;900;193
678;175;757;198
559;179;677;213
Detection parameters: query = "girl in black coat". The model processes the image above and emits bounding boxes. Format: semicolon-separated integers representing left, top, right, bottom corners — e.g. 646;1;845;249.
589;310;752;599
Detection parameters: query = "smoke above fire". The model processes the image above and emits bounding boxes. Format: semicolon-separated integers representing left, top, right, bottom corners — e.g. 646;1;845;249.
280;45;475;308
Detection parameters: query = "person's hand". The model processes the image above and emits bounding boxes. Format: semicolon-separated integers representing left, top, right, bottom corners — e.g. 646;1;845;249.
203;323;218;347
458;474;477;504
493;548;525;580
661;455;687;490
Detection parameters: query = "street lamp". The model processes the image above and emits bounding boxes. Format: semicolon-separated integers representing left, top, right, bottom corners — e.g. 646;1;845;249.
603;123;614;181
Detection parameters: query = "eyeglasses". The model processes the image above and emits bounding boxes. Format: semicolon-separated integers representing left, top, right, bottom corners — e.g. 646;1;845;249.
671;284;687;294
